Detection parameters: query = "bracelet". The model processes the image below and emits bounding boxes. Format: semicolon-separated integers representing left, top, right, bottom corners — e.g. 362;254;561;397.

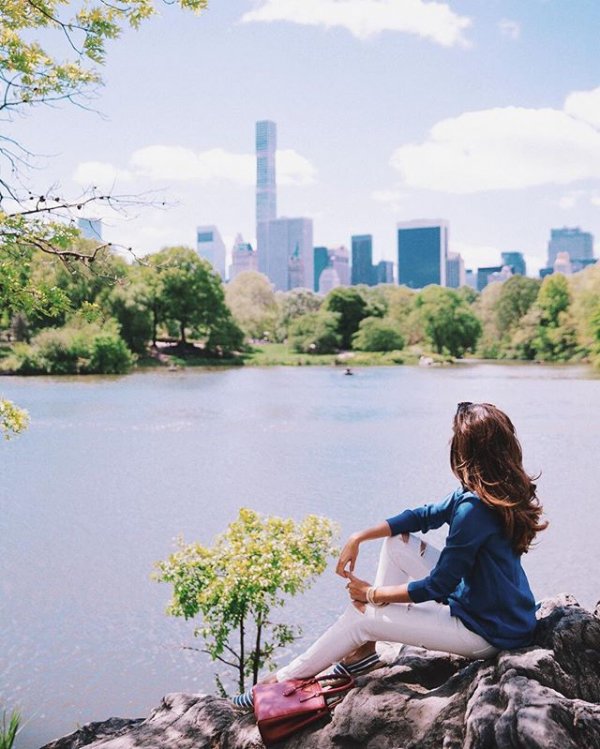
366;586;386;606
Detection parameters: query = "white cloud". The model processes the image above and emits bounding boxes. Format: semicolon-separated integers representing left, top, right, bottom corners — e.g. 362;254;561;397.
564;86;600;128
388;88;600;194
371;188;409;211
241;0;472;47
451;240;504;269
498;18;521;40
72;161;133;190
74;147;316;188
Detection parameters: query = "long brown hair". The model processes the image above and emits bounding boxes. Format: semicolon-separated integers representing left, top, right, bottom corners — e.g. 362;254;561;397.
450;402;547;554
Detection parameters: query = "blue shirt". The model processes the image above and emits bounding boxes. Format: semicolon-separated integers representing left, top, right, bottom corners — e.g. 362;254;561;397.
386;487;537;650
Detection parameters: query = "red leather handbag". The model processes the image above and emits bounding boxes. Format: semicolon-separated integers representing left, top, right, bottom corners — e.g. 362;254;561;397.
252;674;355;746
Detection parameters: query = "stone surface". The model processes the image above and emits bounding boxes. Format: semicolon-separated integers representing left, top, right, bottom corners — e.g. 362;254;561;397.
41;595;600;749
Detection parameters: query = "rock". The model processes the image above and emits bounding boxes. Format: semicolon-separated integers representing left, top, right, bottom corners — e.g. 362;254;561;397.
40;595;600;749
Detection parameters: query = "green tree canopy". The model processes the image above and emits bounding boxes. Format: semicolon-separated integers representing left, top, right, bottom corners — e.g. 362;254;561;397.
323;287;369;349
148;247;242;352
225;271;278;340
352;317;405;352
416;286;482;358
288;311;342;354
275;288;322;341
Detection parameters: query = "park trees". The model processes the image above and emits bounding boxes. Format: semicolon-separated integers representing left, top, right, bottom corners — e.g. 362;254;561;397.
288;311;341;354
275;288;322;341
147;247;243;353
323;287;370;349
0;0;207;435
531;274;578;361
352;317;405;352
416;286;481;358
225;272;278;341
154;508;337;693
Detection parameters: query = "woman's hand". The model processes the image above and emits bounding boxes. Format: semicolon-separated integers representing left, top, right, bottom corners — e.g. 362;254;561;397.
336;535;361;578
345;571;371;603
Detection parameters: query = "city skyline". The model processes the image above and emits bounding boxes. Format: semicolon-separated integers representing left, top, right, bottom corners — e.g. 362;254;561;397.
15;1;600;273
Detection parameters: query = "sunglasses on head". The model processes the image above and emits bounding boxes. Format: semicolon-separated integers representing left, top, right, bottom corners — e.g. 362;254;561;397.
456;401;473;413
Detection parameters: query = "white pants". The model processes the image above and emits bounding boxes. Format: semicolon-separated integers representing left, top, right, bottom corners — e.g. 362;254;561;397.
277;534;498;681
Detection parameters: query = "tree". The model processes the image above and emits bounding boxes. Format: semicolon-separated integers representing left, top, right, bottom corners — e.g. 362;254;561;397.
275;288;322;341
352;317;405;352
0;0;206;435
149;247;242;350
323;288;369;349
154;509;337;693
533;274;578;361
474;282;504;358
103;269;154;354
416;286;481;358
288;311;342;354
495;276;540;335
225;272;278;341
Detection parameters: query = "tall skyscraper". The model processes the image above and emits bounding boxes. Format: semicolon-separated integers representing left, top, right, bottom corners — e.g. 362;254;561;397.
501;251;526;277
446;252;466;288
376;260;394;285
397;219;448;289
196;225;226;279
266;217;313;291
351;235;374;286
77;217;102;240
256;120;277;279
229;234;257;281
314;246;329;292
547;227;594;267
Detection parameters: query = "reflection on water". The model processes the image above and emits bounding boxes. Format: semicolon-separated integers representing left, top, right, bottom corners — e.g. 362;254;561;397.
1;363;599;748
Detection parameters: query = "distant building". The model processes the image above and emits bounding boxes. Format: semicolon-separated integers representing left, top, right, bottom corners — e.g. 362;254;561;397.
501;251;526;277
288;243;305;290
477;265;503;292
539;267;554;279
266;217;313;291
446;252;466;289
229;234;257;281
572;258;598;273
330;245;350;286
314;246;329;292
547;227;594;267
351;235;375;286
77;217;102;241
256;120;277;280
465;269;477;290
488;265;513;285
196;225;226;279
553;251;573;276
318;263;341;295
397;219;448;289
375;260;394;285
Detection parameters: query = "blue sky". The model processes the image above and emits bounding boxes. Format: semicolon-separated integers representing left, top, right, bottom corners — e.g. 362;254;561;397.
17;0;600;274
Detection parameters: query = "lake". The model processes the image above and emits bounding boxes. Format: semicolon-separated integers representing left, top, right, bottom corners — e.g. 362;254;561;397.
1;363;599;748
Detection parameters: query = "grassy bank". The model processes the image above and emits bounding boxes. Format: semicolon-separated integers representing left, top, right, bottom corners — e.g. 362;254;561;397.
0;340;453;374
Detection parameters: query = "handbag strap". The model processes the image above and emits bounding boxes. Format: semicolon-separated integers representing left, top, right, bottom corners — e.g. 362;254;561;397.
283;673;355;700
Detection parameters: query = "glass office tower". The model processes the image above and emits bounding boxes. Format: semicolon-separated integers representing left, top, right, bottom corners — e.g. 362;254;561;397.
397;220;448;289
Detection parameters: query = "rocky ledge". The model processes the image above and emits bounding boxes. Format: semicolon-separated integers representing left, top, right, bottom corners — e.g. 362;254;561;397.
42;594;600;749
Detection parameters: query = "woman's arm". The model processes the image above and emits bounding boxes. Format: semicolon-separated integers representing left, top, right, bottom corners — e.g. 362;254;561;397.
335;521;391;578
346;572;412;604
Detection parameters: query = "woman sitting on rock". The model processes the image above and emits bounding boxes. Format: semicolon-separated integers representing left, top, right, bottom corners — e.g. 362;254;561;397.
234;402;547;708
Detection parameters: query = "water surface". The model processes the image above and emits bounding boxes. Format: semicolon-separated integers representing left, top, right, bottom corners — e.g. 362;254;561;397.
1;364;599;747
